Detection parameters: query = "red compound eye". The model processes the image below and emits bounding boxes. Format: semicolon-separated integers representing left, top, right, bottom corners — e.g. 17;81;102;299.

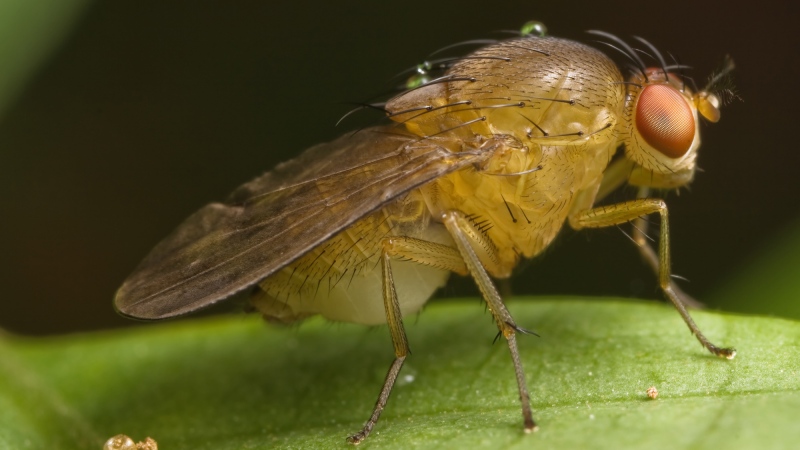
636;84;695;158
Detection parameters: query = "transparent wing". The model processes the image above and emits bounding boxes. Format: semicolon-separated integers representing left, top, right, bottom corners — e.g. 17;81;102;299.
115;126;485;319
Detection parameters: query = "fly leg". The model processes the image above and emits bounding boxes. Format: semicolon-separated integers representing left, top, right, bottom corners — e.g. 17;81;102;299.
346;250;408;445
630;187;703;309
589;159;702;308
346;236;469;444
441;210;537;434
348;226;536;443
569;199;736;359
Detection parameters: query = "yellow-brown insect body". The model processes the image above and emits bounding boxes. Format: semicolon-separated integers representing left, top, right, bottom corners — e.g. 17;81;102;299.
253;196;452;325
253;37;629;323
115;29;736;444
390;37;629;275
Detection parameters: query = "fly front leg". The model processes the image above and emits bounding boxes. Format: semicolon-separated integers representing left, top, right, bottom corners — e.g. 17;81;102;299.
569;199;736;359
590;159;701;308
347;235;471;444
631;187;702;309
441;210;537;434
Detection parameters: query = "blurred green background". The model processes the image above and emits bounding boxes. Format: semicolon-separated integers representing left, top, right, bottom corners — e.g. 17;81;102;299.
0;0;797;335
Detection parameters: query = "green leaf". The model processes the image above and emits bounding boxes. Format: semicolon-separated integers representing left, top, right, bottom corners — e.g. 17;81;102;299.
0;0;91;118
1;299;798;450
709;219;800;320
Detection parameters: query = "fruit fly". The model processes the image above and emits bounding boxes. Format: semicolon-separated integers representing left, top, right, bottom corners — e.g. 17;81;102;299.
115;25;736;444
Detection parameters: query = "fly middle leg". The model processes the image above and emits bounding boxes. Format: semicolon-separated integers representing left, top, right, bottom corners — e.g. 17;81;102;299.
347;216;537;443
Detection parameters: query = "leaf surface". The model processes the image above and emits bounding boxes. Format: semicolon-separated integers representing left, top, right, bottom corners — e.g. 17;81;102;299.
1;299;798;450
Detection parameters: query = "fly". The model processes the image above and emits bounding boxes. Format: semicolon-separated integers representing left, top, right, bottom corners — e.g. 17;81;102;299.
115;24;736;444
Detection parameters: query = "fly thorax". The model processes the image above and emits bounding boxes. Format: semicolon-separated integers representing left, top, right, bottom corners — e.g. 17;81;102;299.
385;82;483;140
384;37;626;144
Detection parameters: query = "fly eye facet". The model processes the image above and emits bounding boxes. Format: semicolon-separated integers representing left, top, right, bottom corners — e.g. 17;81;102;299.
635;84;696;158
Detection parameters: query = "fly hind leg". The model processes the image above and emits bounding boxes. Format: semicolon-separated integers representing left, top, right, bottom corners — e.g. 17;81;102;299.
569;198;736;359
346;235;469;444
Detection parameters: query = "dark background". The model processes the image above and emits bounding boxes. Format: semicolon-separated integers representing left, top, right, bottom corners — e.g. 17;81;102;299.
1;1;797;335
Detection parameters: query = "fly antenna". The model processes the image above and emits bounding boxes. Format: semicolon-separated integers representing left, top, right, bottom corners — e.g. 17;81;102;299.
703;55;736;93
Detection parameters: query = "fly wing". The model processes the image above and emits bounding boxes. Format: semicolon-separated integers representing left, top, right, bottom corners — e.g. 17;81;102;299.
115;126;484;319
